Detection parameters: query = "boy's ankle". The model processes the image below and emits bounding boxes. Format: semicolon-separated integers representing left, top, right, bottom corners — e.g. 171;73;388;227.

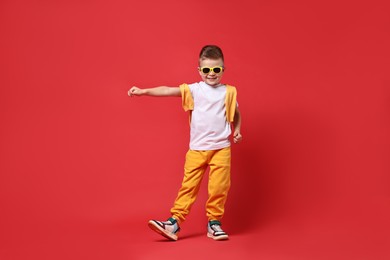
168;217;178;225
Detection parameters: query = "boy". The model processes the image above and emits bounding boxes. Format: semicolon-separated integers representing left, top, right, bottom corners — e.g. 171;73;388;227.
128;45;242;241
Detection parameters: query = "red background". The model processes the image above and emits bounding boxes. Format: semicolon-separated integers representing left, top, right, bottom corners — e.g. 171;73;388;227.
1;0;390;259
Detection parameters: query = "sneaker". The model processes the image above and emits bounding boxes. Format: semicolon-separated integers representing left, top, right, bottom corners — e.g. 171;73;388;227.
207;220;229;240
148;217;180;241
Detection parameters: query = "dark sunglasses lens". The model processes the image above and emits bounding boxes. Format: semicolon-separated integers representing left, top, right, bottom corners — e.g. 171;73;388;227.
213;67;221;73
202;68;211;74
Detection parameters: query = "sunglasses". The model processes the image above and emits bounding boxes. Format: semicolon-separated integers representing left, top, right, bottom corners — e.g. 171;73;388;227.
199;66;224;74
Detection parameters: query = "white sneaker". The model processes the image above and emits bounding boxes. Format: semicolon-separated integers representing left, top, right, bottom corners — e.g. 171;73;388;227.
207;220;229;241
148;218;180;241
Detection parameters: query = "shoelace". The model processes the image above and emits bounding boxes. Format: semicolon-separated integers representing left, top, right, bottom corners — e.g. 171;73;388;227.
211;224;224;232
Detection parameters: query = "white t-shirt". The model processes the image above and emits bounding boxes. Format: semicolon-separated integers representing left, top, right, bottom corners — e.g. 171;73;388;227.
188;81;231;150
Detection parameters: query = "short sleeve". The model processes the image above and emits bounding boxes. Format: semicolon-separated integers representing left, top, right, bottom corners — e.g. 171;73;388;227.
225;85;237;122
179;83;194;111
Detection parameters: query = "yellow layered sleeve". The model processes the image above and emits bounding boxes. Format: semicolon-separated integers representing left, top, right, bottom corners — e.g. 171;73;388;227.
225;85;237;123
179;84;194;111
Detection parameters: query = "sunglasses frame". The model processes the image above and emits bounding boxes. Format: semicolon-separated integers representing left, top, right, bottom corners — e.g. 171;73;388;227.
198;66;224;74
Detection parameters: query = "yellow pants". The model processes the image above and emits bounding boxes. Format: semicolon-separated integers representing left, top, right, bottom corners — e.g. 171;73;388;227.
170;147;231;223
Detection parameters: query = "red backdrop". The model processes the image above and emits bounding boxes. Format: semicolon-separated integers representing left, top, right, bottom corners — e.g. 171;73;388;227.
1;0;389;259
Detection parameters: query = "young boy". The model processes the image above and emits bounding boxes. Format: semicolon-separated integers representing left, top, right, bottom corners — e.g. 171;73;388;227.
128;45;242;241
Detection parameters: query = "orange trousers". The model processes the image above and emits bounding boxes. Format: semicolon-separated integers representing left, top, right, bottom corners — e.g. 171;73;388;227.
170;147;231;223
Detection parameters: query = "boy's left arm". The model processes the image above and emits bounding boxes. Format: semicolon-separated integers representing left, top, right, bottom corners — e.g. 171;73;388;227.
233;106;242;144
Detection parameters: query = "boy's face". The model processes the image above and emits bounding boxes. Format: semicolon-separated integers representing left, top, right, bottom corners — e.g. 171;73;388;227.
198;58;224;86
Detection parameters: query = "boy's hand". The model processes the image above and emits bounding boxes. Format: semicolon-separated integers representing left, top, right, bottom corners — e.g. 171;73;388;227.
233;130;242;144
128;86;144;97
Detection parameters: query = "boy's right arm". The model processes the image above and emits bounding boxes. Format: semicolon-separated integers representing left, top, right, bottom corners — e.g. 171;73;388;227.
128;86;181;97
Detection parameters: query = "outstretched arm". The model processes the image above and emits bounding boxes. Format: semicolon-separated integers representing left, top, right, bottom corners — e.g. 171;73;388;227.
233;106;242;144
128;86;181;97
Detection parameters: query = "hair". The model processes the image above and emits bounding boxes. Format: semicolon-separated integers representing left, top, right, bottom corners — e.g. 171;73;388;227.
199;45;224;63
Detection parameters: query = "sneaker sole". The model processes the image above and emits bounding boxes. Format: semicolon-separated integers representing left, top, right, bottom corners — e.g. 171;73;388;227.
207;232;229;241
148;220;178;241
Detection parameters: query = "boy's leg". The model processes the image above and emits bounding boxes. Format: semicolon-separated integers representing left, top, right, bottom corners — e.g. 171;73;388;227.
206;147;231;222
170;150;207;223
